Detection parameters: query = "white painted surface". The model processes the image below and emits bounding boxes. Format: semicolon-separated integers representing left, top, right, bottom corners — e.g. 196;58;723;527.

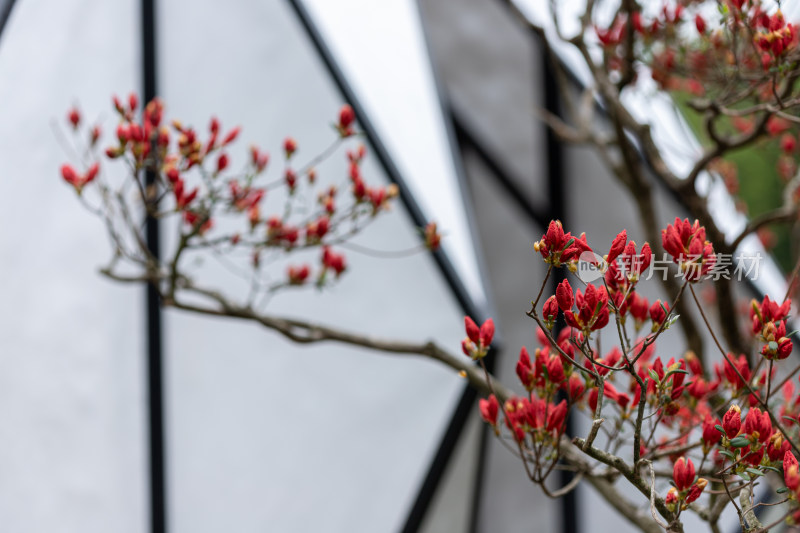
0;1;146;532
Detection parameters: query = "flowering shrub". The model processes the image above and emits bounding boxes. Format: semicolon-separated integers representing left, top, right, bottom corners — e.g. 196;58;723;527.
467;219;797;532
58;95;442;308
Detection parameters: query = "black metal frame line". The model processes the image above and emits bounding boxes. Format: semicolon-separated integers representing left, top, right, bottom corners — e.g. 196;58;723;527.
141;1;166;532
450;112;551;231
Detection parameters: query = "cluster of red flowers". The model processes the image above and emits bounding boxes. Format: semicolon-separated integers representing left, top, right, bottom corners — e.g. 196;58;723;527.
533;220;591;267
751;295;794;360
461;316;494;360
754;9;797;63
58;94;437;292
60;162;98;194
594;1;799;85
661;217;716;281
467;217;798;521
666;457;707;511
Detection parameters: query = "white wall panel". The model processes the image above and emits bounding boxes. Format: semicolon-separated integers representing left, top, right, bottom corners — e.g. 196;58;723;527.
0;1;145;532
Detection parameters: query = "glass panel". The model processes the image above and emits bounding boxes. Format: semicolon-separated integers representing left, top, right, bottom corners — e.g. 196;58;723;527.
0;1;145;532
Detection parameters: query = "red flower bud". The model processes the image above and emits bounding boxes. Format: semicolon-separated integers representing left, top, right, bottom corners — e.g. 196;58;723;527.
166;167;180;183
285;169;297;192
465;317;480;344
321;246;346;276
685;350;703;376
339;104;355;130
67;107;80;129
84;162;99;184
250;146;269;172
90;125;102;146
722;404;742;439
665;487;679;510
542;296;558;322
113;95;125;114
743;407;772;443
567;374;585;401
695;14;706;34
556;279;574;311
649;300;669;327
287;264;310;285
685;478;707;504
516;347;534;390
722;354;751;390
636;242;652;276
786;463;800;493
673;457;695;491
479;394;499;427
480;318;495;347
284;137;297;158
546;354;565;384
216;153;229;173
546;399;568;433
781;133;797;154
116;123;130;143
742;447;764;467
777;337;793;360
607;229;627;264
222;127;241;146
785;450;798;471
767;432;790;462
60;164;78;186
461;339;474;357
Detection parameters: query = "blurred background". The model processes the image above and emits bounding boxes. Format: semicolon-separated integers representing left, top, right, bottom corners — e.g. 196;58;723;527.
0;1;792;532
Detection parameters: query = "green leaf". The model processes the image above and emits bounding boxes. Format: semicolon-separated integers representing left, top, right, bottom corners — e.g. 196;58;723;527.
560;238;576;253
729;436;750;448
715;424;726;434
664;314;681;329
648;369;660;382
740;472;751;482
768;341;779;352
664;368;689;379
746;468;763;477
777;486;790;494
764;465;781;473
719;449;736;460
